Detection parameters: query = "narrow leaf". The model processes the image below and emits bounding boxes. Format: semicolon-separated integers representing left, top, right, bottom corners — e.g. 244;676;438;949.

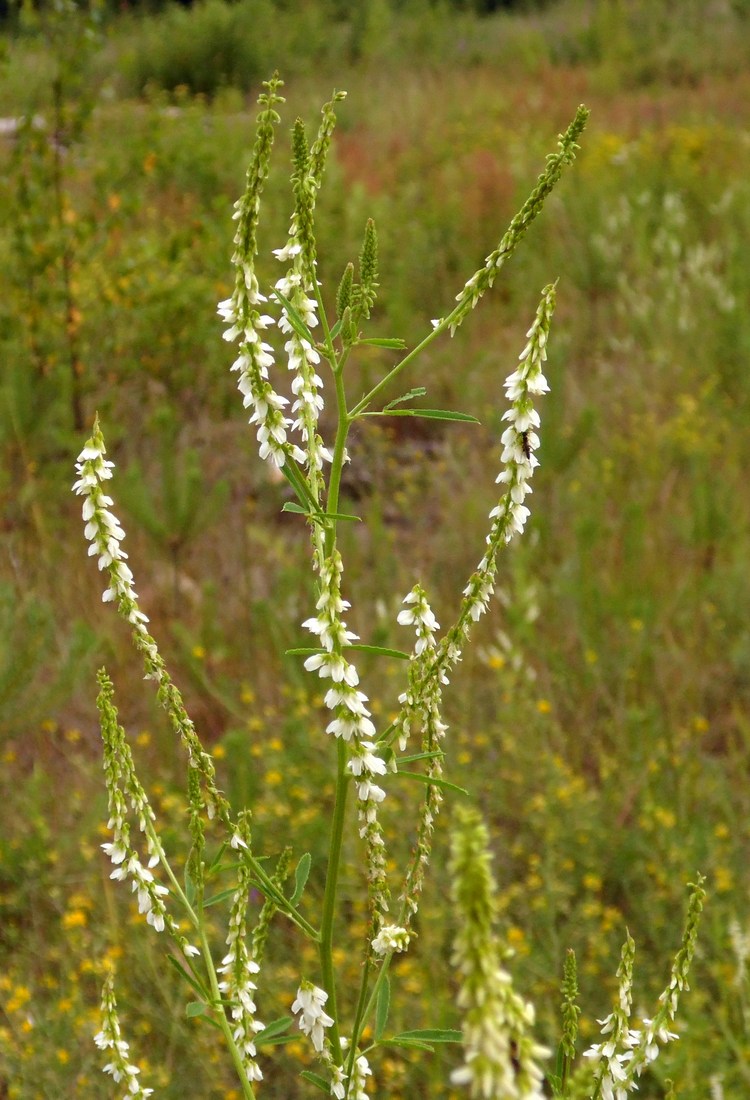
208;840;229;872
255;1016;294;1047
357;337;407;349
396;771;469;796
282;502;361;525
184;863;197;908
384;1037;435;1052
290;853;312;906
272;287;316;344
280;462;319;513
376;408;480;423
348;643;410;660
202;887;238;909
285;644;408;660
375;976;391;1041
383;387;427;411
300;1070;331;1093
392;1028;463;1043
399;750;445;765
324;511;362;522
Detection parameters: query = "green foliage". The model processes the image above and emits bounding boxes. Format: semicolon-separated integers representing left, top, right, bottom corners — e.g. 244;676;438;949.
1;2;750;1097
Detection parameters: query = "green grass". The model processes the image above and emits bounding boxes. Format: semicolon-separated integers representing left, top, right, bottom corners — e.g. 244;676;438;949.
2;1;750;1097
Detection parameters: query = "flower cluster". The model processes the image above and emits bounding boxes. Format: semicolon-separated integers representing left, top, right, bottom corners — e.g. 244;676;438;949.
397;587;440;658
371;924;411;957
348;1051;373;1100
94;970;153;1099
492;283;553;544
221;294;302;469
75;422;230;824
218;77;303;470
583;933;636;1100
97;672;192;946
584;877;706;1098
217;816;264;1087
395;585;448;925
291;982;334;1054
275;121;330;487
302;551;389;914
450;807;549;1100
73;420;149;637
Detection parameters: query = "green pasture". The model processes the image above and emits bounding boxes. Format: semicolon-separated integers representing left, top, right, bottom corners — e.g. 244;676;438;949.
2;1;750;1096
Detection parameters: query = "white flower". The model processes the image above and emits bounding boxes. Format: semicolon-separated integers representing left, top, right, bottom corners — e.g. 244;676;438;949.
371;924;411;956
292;982;334;1053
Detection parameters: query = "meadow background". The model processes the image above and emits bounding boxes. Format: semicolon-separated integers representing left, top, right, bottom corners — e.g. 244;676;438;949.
2;0;750;1096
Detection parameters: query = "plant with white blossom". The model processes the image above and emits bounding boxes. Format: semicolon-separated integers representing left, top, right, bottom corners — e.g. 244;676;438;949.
73;75;704;1099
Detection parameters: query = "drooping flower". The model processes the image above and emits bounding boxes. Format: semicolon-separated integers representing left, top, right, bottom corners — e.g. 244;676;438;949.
73;419;149;636
292;981;335;1053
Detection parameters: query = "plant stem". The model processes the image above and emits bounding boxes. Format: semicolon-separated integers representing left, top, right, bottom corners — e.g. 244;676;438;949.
324;365;352;556
345;957;372;1088
198;926;257;1100
349;304;462;418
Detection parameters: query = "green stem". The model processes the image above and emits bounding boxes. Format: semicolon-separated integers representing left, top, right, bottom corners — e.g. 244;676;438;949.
198;925;257;1100
144;817;200;929
345;957;373;1090
324;365;352;557
349;304;462;418
319;737;350;1062
312;274;337;365
249;855;319;940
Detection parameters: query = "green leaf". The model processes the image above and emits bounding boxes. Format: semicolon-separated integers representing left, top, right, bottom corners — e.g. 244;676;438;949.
272;288;316;345
186;1001;210;1018
208;841;229;872
383;1037;435;1052
300;1070;330;1093
184;862;198;908
376;408;480;423
329;317;343;340
347;643;410;660
375;975;390;1041
357;337;407;349
202;886;238;909
167;955;209;1002
395;772;469;797
391;1028;463;1043
258;1034;298;1047
383;387;427;411
285;644;408;660
281;501;361;524
290;853;311;906
255;1016;294;1047
399;750;445;765
280;460;320;513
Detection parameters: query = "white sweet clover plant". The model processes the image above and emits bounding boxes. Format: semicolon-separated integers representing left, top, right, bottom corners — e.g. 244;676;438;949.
73;75;705;1098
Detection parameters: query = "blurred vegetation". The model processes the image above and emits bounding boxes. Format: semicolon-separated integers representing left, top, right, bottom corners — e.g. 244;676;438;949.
2;0;750;1096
